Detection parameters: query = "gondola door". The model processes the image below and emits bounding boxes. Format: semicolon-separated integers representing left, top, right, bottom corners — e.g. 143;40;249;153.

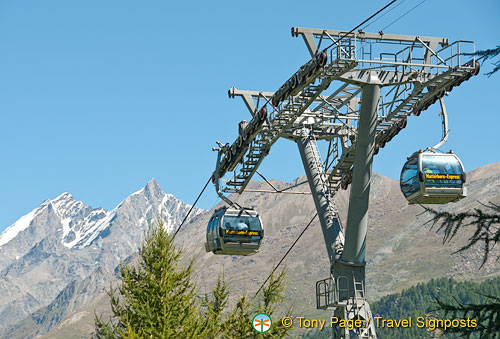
205;212;221;253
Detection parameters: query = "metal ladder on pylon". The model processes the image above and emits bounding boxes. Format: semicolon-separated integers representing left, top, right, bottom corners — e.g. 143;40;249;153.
309;134;341;225
351;275;373;339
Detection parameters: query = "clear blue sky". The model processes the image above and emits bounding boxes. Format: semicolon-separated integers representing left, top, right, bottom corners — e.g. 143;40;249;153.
1;0;499;231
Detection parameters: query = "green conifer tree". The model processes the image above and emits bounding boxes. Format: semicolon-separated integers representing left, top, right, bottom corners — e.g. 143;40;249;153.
94;218;206;338
475;45;500;76
219;270;291;339
94;217;292;338
426;202;500;338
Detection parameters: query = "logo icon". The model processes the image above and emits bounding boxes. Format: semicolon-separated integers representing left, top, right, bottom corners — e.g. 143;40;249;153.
253;313;272;333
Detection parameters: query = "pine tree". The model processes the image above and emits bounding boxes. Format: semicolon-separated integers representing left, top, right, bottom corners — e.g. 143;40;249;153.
436;295;500;338
425;202;500;269
425;202;500;338
94;218;206;338
219;270;291;339
94;217;292;338
475;45;500;76
200;270;229;336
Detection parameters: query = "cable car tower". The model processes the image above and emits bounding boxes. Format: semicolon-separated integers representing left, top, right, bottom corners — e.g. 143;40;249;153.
211;27;478;338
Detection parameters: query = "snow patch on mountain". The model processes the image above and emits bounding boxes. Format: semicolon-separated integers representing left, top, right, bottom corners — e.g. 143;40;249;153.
50;193;86;220
0;201;50;248
62;208;115;249
61;218;72;238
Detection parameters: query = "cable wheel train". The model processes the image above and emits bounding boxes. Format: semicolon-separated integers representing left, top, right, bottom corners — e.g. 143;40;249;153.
205;207;264;256
400;150;466;204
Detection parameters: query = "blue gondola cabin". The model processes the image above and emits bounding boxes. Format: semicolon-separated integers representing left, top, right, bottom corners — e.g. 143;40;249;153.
400;150;467;204
205;207;264;255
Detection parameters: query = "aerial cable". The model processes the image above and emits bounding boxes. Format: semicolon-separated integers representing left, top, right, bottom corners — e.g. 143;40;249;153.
381;0;427;31
172;176;212;240
279;179;309;192
253;212;318;298
356;0;410;60
252;171;310;195
361;0;408;30
322;0;398;52
256;170;280;192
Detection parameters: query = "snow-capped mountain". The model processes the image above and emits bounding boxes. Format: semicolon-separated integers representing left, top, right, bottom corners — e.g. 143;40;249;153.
0;193;93;250
0;180;199;251
0;179;205;336
0;199;53;248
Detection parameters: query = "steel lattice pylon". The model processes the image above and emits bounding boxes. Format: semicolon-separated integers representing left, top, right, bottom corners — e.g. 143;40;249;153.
212;27;478;338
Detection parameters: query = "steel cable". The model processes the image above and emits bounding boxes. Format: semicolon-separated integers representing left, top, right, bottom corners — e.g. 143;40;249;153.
253;212;318;298
322;0;398;52
381;0;427;31
172;176;212;240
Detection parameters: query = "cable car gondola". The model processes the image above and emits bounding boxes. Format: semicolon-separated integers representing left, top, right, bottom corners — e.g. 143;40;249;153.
205;207;264;256
400;150;467;204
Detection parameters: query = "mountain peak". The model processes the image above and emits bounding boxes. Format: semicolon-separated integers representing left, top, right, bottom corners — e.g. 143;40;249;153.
0;203;47;248
129;179;165;202
128;179;163;200
145;178;161;192
53;192;74;201
0;193;84;248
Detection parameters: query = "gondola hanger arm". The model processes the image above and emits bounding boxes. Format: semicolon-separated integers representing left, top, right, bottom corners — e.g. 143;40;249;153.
431;96;449;151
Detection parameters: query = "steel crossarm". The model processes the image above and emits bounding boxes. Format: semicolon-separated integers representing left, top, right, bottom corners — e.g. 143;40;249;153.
286;31;479;195
291;27;449;57
215;59;358;197
324;62;478;192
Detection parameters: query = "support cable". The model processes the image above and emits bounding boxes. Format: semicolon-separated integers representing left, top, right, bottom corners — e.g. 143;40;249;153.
256;170;309;194
381;0;427;31
172;176;211;240
254;212;318;298
361;0;408;30
243;189;311;195
322;0;398;52
279;179;309;192
256;170;280;192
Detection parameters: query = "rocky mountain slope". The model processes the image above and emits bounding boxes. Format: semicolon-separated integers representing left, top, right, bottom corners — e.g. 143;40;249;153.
0;180;203;337
3;164;500;338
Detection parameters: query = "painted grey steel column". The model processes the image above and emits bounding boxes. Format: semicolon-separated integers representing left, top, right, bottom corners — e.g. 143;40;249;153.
297;136;344;264
341;84;380;264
